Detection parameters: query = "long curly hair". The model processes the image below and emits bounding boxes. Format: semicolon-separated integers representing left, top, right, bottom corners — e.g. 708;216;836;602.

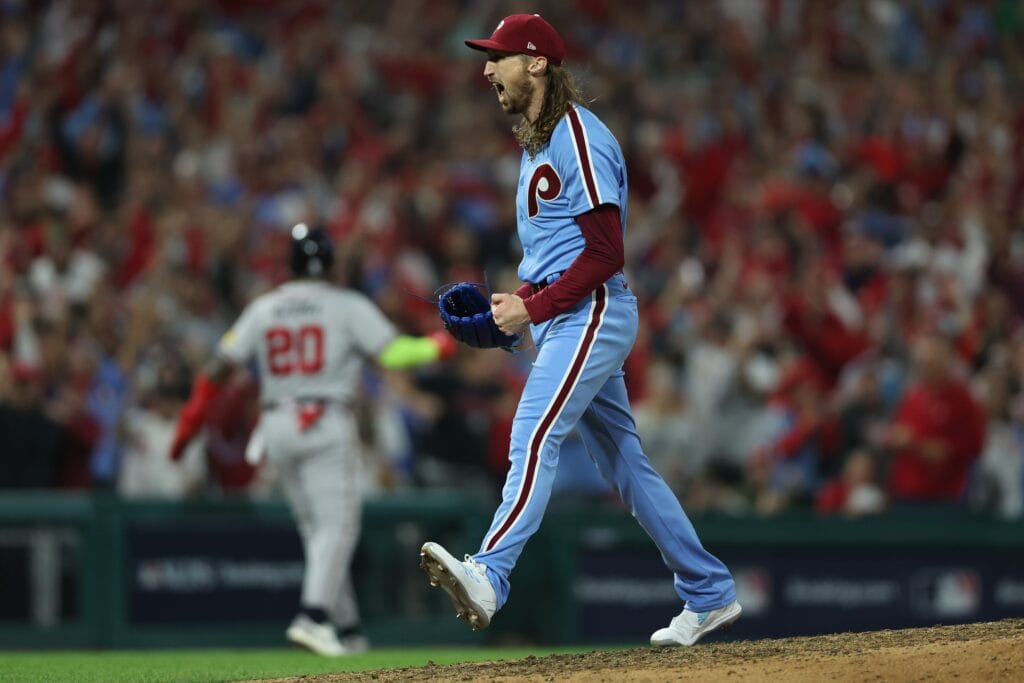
513;62;588;158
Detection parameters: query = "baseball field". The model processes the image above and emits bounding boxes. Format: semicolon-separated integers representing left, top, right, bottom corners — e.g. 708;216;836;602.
3;619;1021;682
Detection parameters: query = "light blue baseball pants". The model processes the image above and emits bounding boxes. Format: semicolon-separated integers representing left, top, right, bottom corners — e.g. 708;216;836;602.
474;274;736;612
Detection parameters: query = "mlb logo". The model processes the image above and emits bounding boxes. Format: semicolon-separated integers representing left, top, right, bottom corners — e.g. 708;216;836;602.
910;568;981;618
733;567;771;616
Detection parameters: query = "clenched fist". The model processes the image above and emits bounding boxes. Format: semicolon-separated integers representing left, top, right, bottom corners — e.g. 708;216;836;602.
490;293;531;336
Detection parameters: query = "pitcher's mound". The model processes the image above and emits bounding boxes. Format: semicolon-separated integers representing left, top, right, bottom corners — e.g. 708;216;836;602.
274;618;1024;682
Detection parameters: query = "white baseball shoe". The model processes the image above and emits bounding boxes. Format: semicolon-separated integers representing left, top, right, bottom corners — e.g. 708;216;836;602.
420;541;497;631
286;614;348;656
650;600;742;647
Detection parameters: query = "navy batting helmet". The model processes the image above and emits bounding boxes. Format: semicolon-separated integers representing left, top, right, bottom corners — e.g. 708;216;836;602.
289;223;334;278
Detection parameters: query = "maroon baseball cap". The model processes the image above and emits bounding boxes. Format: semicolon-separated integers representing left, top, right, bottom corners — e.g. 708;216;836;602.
465;14;566;66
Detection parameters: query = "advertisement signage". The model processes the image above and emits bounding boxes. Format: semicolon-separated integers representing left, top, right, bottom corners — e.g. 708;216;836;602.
575;545;1024;641
127;520;303;624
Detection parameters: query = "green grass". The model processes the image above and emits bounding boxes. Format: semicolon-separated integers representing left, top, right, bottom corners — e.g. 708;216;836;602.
0;646;604;683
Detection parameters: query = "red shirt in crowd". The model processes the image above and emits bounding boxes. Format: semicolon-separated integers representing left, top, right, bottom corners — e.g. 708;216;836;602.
887;378;986;502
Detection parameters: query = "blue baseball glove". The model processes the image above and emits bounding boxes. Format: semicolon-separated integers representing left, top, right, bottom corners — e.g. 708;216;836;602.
437;282;520;350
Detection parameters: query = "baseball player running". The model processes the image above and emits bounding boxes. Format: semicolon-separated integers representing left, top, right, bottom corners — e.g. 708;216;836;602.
420;14;741;646
171;224;454;656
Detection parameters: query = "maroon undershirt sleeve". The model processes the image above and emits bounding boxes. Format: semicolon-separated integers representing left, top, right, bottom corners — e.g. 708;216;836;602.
521;203;625;324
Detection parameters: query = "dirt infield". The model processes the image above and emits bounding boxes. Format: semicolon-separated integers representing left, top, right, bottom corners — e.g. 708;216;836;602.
264;619;1024;682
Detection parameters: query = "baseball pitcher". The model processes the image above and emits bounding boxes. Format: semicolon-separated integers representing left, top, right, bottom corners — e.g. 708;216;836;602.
419;14;742;647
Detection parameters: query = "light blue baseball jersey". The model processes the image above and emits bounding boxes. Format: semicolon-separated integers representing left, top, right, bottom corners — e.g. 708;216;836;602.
516;105;628;284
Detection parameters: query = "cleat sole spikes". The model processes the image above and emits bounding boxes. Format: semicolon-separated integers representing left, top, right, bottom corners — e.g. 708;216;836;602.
420;542;494;631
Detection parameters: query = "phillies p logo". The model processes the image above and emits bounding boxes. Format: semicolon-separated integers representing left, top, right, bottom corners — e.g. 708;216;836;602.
527;163;562;218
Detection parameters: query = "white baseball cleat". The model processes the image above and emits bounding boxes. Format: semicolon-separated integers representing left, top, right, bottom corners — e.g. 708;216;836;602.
286;614;349;656
650;600;742;647
420;541;497;631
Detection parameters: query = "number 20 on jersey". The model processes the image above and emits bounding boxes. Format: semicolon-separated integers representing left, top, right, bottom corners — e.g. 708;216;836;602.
265;325;324;375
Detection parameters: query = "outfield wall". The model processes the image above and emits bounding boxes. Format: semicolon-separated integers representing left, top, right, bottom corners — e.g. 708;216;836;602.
1;492;1022;648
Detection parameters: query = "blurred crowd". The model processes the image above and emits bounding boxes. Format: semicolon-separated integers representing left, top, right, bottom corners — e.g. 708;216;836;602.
1;0;1023;518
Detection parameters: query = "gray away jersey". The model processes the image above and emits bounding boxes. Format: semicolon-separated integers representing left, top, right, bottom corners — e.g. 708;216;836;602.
217;281;396;404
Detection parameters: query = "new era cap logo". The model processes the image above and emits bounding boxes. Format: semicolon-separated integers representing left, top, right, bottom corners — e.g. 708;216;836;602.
527;41;536;50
